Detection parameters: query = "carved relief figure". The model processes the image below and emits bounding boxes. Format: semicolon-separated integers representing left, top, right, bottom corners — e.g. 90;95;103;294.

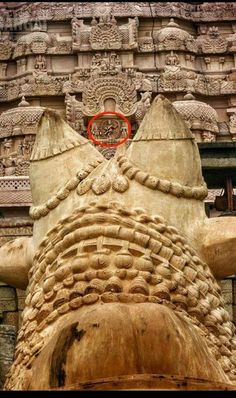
1;97;236;391
91;52;122;75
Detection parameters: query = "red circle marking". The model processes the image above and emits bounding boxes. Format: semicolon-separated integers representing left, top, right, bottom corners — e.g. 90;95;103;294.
87;111;132;148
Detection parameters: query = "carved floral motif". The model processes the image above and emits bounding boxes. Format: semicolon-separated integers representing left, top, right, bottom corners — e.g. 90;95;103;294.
72;15;139;51
90;15;122;50
198;26;228;54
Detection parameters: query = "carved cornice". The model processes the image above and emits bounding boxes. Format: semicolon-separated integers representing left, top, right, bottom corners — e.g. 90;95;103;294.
0;3;236;28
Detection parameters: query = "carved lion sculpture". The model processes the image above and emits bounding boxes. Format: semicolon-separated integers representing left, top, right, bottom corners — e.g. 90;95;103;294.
1;96;236;390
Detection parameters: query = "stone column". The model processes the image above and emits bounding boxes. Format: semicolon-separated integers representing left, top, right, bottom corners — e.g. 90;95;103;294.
0;325;16;389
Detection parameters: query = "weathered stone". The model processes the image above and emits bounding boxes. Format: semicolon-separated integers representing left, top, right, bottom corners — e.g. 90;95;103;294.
0;325;16;389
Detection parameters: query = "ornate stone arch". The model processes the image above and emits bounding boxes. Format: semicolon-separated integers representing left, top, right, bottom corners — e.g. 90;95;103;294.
82;73;137;116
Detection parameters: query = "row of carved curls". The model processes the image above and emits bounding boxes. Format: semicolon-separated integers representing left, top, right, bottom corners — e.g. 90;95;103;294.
26;202;234;339
29;158;103;220
116;155;208;201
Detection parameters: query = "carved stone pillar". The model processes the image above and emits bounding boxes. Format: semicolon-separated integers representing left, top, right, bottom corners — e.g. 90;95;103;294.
0;325;16;389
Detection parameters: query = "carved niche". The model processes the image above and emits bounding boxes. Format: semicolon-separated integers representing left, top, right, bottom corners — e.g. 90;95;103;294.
198;26;228;54
0;136;35;177
159;52;196;92
72;15;139;51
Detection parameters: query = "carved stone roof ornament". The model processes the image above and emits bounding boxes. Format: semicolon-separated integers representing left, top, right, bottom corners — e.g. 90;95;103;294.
0;96;44;138
154;18;197;53
13;22;56;58
173;92;219;141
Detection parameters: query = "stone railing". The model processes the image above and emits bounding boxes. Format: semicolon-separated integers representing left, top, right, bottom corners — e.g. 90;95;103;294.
0;177;32;207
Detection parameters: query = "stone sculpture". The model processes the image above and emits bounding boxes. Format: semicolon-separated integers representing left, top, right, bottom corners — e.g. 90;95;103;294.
1;96;236;390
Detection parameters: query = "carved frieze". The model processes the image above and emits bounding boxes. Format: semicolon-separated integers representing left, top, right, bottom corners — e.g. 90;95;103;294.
1;3;236;32
91;52;122;75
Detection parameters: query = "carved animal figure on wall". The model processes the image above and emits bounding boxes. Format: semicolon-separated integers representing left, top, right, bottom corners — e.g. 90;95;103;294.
1;96;236;390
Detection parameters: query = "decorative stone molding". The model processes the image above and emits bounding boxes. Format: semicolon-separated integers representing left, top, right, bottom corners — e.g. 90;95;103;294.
13;22;57;59
135;92;152;126
0;177;32;206
1;3;236;27
83;73;137;116
0;97;43;138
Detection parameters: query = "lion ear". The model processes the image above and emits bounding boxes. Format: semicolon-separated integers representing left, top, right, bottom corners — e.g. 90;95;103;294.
30;108;102;161
125;95;204;187
29;109;104;207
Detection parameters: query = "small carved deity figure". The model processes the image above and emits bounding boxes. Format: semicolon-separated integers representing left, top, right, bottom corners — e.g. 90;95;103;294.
91;53;102;71
100;55;109;72
110;52;122;72
165;52;180;71
2;138;12;156
201;131;216;142
2;156;16;176
34;55;47;72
